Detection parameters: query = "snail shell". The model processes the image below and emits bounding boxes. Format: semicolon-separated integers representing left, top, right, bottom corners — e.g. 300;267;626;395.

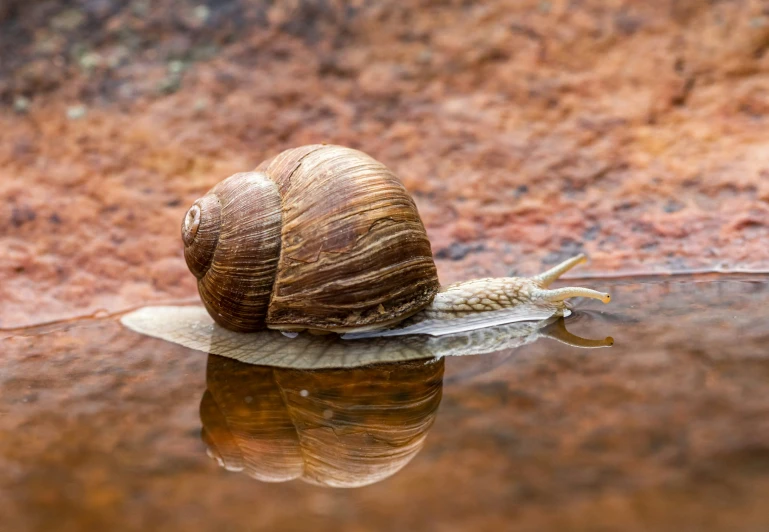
182;145;439;333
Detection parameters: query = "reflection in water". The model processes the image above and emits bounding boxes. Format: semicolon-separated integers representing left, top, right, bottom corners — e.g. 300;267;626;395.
200;356;444;488
196;316;611;488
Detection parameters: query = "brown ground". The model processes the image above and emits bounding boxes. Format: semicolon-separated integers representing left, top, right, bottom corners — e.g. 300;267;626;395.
2;0;769;328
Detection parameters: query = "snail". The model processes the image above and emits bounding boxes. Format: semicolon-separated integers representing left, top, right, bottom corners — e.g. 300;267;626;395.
200;355;444;487
181;144;610;337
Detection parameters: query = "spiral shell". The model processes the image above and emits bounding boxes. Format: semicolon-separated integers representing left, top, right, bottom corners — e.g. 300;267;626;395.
182;145;440;333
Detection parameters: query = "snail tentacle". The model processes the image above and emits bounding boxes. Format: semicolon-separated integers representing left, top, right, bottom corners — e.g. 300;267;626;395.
532;286;611;304
532;253;588;287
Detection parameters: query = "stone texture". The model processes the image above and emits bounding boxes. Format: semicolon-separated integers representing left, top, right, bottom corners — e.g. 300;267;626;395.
1;278;769;530
1;1;769;328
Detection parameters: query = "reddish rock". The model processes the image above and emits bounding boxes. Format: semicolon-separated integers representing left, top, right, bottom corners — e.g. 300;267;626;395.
1;0;768;329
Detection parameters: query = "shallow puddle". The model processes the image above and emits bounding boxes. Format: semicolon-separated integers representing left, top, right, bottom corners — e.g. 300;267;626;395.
2;276;769;531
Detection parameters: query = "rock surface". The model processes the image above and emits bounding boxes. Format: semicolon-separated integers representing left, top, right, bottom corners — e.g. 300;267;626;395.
2;0;769;328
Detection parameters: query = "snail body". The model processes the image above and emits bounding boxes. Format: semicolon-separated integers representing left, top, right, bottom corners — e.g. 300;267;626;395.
182;145;609;336
121;305;612;369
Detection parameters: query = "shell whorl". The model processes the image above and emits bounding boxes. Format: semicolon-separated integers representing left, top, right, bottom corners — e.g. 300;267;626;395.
182;194;221;279
257;145;440;331
186;172;283;332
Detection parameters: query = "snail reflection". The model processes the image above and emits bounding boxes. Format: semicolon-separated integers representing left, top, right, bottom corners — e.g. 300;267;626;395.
200;355;443;488
190;316;611;488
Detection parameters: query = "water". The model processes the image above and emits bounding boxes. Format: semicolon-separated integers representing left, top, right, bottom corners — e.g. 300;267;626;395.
1;277;769;531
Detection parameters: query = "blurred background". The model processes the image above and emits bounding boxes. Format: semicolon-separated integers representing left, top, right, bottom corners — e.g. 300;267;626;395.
1;0;768;328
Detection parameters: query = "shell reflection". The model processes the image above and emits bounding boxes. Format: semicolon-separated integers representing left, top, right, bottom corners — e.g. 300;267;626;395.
200;355;444;488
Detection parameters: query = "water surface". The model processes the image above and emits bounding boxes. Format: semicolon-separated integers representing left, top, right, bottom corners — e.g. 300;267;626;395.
2;276;769;531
